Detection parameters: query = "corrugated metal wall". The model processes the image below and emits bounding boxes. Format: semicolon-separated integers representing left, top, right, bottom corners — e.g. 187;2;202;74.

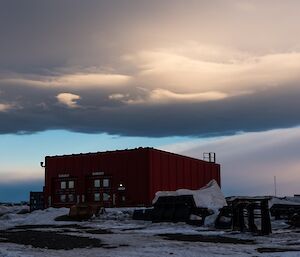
149;149;220;204
44;148;220;208
45;149;150;208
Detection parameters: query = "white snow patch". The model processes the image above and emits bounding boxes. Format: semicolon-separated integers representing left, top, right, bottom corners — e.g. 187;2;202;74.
153;180;227;210
152;180;227;226
269;197;300;208
0;207;69;229
0;205;29;216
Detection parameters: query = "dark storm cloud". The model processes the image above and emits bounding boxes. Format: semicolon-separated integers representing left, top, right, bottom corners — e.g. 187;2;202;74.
2;0;300;73
1;0;300;137
1;81;300;137
0;0;192;73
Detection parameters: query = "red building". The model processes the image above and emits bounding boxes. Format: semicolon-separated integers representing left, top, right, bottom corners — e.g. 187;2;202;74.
44;147;220;208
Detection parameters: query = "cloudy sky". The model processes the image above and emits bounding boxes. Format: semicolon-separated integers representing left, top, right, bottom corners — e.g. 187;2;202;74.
1;0;300;201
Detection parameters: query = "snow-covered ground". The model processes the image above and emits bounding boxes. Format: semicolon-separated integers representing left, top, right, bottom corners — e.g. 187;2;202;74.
1;206;300;257
0;205;29;217
0;207;69;230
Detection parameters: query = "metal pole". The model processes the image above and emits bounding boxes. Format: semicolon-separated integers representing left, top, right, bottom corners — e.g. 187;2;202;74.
274;176;277;197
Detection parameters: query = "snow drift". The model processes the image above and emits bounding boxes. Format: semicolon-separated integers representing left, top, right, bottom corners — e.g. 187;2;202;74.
152;180;227;210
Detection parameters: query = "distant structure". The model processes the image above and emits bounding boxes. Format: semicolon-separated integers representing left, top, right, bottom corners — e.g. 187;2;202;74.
42;147;221;208
29;191;44;212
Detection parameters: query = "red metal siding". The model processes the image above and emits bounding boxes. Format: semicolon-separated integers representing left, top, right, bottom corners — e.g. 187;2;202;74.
45;149;150;208
44;148;220;208
148;149;221;204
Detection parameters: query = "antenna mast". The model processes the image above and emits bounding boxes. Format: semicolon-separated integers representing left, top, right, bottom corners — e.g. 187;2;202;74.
274;176;277;197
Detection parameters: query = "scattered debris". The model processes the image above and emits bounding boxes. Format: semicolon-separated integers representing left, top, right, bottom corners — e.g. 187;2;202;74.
270;203;300;220
216;197;272;235
215;206;232;229
69;203;96;221
270;197;300;216
134;180;226;226
134;195;212;225
289;213;300;227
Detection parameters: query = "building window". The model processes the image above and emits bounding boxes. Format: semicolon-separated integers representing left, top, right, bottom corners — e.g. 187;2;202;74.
68;180;74;189
61;181;66;189
60;194;66;202
94;179;100;188
103;192;110;201
68;194;74;202
103;178;109;188
94;193;100;201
